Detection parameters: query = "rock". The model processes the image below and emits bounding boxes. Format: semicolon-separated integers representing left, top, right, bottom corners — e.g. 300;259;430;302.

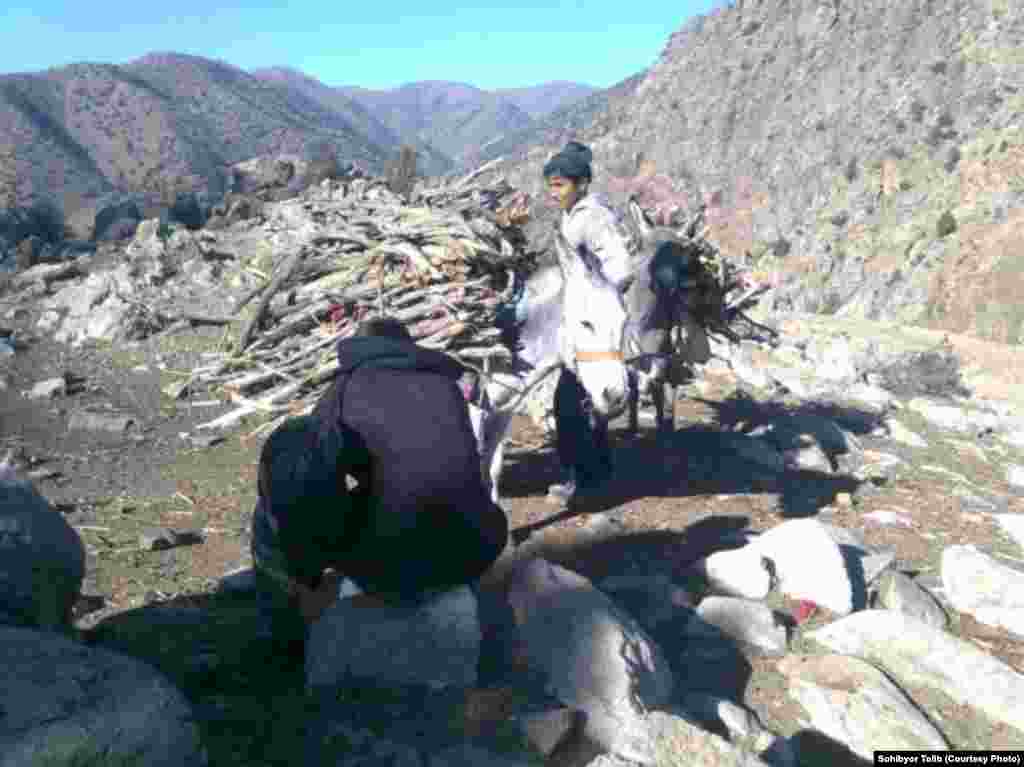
816;337;858;383
505;558;674;761
139;528;205;552
162;379;191;400
749;519;853;615
597;574;692;632
587;709;772;766
306;585;481;691
691;597;789;656
777;654;950;760
0;462;84;630
841;382;894;412
125;219;173;285
907;398;998;434
26;377;66;399
941;544;1024;638
701;547;773;600
996;514;1024;551
0;626;207;766
873;570;948;630
1007;465;1024;489
67;411;135;433
809;610;1024;733
883;418;929;448
862;509;914;528
513;707;580;758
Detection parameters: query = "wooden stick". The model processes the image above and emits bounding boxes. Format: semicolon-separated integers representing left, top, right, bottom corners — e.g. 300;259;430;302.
237;249;305;351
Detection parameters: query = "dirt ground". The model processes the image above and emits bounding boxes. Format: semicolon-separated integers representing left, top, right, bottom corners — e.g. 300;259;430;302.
2;318;1024;764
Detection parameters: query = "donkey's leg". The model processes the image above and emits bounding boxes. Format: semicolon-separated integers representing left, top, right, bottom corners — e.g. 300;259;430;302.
661;382;677;438
627;369;641;438
484;410;514;505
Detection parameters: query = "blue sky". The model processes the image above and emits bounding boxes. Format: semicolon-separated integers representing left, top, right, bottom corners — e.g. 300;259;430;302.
1;1;724;90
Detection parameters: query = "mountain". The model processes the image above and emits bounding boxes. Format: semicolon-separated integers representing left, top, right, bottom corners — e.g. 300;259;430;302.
492;81;598;119
0;53;395;227
338;81;536;168
250;67;454;176
474;0;1024;345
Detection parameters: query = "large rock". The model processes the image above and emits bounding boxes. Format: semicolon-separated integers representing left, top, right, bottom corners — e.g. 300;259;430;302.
0;626;207;766
691;597;789;656
305;584;481;691
748;518;854;615
777;654;949;760
0;462;84;630
809;610;1024;734
505;558;674;763
941;544;1024;638
700;546;773;600
873;570;948;630
231;155;307;197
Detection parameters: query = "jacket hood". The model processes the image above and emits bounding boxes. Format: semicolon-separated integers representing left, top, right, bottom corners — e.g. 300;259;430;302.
335;335;467;380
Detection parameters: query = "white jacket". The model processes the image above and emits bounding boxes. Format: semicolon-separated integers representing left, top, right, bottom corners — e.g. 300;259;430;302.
560;192;637;290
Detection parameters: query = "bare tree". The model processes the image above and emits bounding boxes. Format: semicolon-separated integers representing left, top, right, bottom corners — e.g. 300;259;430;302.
386;144;419;200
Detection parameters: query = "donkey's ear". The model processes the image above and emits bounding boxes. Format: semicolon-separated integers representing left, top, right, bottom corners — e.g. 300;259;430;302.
628;198;654;239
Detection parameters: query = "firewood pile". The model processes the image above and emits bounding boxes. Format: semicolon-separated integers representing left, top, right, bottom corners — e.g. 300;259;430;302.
187;171;538;435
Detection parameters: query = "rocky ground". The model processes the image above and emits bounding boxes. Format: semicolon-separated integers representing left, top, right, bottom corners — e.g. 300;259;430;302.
2;180;1024;765
3;295;1024;764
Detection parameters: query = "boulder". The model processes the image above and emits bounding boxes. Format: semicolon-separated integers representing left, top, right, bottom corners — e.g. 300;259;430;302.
0;626;208;767
505;558;674;762
0;461;84;630
306;584;481;691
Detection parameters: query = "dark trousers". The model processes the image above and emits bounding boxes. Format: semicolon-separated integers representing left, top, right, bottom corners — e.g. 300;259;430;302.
553;368;613;487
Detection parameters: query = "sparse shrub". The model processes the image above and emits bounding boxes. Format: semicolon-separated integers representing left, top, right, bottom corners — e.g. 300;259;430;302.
843;156;859;182
886;145;906;160
893;119;907;133
937;110;955;128
772;237;792;258
830;211;849;227
386;145;419;200
944;146;961;173
899;179;914;191
930;60;948;75
936;210;957;237
820;292;843;315
876;348;970;399
814;119;827;132
925;124;946;147
909;100;926;123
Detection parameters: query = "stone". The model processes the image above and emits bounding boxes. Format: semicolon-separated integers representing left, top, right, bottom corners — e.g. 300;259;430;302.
0;462;85;630
941;544;1024;638
777;654;949;760
505;558;674;761
1008;465;1024;489
26;377;66;399
809;610;1024;733
701;547;773;600
67;411;135;433
883;418;928;448
873;570;948;630
306;585;481;691
862;509;914;528
748;519;853;615
996;514;1024;551
907;398;999;434
691;597;789;656
816;337;858;382
0;626;208;766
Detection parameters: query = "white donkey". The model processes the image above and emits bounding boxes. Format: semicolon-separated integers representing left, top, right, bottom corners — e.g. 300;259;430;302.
468;232;631;505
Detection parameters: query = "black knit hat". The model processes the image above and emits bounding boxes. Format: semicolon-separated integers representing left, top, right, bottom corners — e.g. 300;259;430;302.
543;141;593;181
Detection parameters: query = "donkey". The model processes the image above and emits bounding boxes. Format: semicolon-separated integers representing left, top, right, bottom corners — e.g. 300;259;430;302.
468;231;632;505
621;198;712;439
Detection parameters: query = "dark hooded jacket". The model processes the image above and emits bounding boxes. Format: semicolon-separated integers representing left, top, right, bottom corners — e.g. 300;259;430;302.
307;335;507;600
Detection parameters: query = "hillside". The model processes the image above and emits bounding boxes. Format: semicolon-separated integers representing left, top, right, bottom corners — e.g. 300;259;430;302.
492;80;598;118
478;0;1024;346
0;53;395;223
250;67;454;176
